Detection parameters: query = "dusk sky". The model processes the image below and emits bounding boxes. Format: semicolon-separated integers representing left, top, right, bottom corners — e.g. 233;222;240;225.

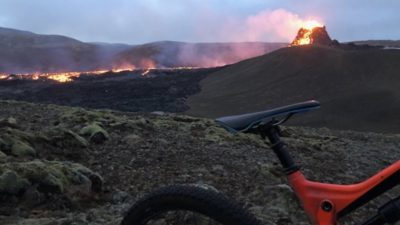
0;0;399;44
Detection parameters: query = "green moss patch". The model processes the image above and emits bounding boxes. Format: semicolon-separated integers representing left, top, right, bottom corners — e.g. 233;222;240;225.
0;160;103;195
80;123;109;144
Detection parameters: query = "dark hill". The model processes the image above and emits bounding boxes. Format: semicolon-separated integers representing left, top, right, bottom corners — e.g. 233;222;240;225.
0;27;287;73
0;27;130;73
187;45;400;133
113;41;287;68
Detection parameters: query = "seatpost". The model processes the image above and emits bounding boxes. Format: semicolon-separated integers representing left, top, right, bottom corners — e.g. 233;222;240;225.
260;125;299;175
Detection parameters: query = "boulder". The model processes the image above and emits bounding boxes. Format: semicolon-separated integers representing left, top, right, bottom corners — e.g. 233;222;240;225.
0;160;103;195
47;128;88;149
0;117;18;129
0;130;36;157
0;150;7;162
10;139;36;157
79;123;109;144
0;170;31;195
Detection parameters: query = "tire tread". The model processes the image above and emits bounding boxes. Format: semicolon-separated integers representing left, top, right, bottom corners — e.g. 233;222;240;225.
121;185;262;225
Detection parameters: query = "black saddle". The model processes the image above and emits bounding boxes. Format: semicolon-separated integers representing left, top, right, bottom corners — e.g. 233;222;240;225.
215;100;320;132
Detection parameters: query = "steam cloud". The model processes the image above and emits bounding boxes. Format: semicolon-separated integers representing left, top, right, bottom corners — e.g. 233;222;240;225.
173;9;320;67
176;42;285;68
220;9;323;42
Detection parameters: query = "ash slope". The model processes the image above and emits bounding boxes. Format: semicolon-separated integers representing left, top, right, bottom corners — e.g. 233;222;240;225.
0;100;399;225
187;45;400;133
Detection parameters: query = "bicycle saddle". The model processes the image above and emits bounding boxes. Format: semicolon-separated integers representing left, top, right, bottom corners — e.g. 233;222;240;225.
215;100;320;132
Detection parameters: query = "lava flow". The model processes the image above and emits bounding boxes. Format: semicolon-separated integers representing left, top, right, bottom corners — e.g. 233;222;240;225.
0;68;136;83
290;20;326;46
0;67;198;83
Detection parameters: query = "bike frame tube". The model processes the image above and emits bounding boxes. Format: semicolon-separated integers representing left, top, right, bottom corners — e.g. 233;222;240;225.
287;161;400;225
263;125;400;224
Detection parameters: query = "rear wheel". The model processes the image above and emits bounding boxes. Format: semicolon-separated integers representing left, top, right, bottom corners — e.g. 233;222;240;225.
121;184;262;225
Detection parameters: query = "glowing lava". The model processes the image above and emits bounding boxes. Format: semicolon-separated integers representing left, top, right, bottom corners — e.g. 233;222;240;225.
290;20;323;46
302;20;323;30
0;74;8;80
46;72;81;82
0;67;198;83
43;70;112;82
111;63;136;73
0;70;111;83
141;68;153;76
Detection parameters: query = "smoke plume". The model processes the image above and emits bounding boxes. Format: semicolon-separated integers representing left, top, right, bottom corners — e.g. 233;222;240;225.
221;9;323;43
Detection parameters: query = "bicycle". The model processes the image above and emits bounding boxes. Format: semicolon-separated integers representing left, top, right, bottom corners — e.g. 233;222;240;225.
121;100;400;225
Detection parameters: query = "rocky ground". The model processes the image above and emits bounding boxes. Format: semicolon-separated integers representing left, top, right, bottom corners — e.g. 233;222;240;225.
0;100;399;225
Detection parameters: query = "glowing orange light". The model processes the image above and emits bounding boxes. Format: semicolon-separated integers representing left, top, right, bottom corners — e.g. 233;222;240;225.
301;20;322;30
290;20;324;46
32;74;40;80
112;62;136;73
141;68;153;76
0;66;198;82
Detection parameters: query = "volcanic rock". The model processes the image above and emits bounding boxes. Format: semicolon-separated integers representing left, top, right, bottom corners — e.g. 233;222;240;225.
0;170;30;195
291;26;334;46
310;26;334;45
0;127;37;157
0;117;18;129
79;123;109;144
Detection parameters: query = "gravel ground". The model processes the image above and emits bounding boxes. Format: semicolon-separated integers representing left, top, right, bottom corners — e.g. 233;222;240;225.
0;100;398;225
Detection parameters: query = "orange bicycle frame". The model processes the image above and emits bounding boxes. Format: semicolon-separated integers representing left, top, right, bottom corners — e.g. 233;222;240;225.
259;124;400;225
288;160;400;225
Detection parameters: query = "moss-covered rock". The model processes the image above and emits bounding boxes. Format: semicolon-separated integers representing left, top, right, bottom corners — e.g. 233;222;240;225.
12;160;67;193
0;128;36;157
46;128;88;149
0;117;18;128
80;123;109;144
0;170;31;195
125;117;153;131
0;136;11;154
0;150;7;162
10;139;36;157
59;108;119;126
1;127;36;143
0;160;103;195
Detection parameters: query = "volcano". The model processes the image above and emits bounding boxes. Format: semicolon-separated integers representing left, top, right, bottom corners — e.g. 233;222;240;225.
290;26;334;46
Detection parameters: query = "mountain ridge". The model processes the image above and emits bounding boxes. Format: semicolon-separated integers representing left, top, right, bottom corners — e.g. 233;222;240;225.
0;27;287;73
